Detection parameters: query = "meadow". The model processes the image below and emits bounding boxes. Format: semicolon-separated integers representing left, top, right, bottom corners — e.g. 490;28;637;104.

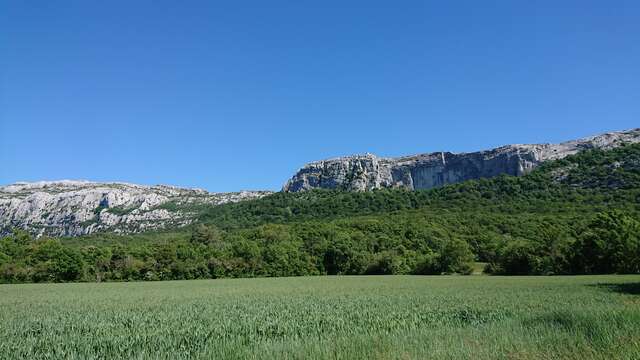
1;275;639;359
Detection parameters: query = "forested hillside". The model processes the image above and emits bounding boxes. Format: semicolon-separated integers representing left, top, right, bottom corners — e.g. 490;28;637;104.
2;144;640;282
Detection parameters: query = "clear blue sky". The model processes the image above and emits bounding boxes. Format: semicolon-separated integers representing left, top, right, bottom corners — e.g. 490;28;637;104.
1;1;639;192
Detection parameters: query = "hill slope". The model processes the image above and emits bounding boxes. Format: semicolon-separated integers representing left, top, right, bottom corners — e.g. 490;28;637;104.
3;128;638;238
201;142;640;229
0;181;271;237
2;143;640;282
284;128;640;192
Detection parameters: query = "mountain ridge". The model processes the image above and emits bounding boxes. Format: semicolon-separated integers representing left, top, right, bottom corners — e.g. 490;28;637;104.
0;181;271;237
2;128;639;237
283;128;640;192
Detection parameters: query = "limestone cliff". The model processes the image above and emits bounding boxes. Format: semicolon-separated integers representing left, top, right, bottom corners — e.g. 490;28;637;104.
0;181;271;237
283;128;640;192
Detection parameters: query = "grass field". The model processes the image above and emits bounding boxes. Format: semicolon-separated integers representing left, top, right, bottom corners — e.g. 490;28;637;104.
1;276;639;359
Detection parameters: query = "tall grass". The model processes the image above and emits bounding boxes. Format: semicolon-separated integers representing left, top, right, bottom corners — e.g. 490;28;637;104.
0;275;639;359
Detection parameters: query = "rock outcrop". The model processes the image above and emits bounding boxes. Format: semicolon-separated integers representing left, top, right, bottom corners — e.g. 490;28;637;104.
283;128;640;192
0;181;271;237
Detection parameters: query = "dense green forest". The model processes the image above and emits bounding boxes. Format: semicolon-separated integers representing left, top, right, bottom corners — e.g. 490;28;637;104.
2;144;640;282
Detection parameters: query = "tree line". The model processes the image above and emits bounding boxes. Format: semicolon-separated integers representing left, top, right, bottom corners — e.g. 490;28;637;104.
1;208;638;283
1;144;639;283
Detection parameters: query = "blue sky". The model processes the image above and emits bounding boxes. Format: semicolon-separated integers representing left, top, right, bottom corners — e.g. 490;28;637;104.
1;1;639;192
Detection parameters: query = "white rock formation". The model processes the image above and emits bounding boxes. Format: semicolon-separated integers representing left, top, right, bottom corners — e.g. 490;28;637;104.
283;128;640;192
0;181;271;237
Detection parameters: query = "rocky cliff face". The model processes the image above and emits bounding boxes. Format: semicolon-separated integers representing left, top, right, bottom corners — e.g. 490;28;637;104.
283;128;640;192
0;181;271;237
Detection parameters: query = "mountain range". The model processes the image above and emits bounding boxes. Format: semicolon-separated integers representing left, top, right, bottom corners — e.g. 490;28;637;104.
2;128;638;237
283;128;640;192
0;181;270;237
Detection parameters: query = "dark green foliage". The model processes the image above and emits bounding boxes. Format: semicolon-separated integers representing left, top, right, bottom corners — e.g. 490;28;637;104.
29;239;85;282
105;206;136;216
493;239;540;275
571;210;640;274
0;232;85;283
2;144;640;283
190;224;224;246
93;205;107;215
438;238;474;275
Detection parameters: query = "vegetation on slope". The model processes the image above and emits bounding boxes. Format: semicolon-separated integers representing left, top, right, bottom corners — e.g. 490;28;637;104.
1;144;640;282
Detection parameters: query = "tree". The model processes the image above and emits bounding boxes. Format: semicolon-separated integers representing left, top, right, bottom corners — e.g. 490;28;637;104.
365;251;405;275
572;211;640;274
190;224;224;246
29;239;85;282
81;246;112;282
493;238;540;275
438;238;474;275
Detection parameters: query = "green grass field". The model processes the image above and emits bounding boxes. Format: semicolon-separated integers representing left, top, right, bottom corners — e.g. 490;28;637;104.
1;276;639;359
